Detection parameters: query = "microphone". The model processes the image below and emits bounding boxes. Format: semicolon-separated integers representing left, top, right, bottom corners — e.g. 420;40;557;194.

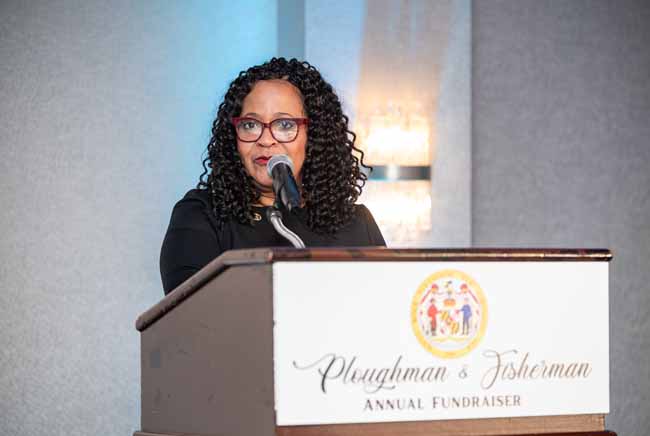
267;155;301;212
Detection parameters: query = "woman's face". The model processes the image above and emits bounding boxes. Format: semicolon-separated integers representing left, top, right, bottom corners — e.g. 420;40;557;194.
236;79;307;203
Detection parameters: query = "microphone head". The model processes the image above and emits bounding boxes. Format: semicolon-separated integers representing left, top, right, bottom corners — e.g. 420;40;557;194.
267;154;295;176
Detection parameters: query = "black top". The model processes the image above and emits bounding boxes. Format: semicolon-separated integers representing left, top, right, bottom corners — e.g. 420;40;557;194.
160;189;386;294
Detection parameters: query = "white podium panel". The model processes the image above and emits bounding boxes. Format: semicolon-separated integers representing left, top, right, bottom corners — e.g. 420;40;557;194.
272;261;609;425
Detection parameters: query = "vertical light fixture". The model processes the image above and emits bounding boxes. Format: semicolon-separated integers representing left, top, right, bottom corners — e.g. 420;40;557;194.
357;103;432;246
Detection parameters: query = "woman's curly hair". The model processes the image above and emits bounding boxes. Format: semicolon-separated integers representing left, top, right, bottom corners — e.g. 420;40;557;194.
198;57;370;235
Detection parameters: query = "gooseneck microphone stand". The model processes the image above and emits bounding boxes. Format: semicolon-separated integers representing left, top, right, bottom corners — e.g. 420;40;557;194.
266;205;306;249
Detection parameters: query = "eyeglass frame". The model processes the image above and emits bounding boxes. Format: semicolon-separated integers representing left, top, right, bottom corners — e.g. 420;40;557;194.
231;117;309;143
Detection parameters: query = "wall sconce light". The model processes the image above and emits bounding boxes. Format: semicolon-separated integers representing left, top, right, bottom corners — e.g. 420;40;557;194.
356;103;433;246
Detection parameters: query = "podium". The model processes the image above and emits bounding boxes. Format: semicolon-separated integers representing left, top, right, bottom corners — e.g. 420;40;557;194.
134;248;616;436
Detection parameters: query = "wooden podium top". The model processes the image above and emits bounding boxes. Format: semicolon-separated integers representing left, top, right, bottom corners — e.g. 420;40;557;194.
198;247;611;264
136;248;611;332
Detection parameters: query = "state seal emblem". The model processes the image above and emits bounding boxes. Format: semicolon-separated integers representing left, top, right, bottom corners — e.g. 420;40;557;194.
411;269;488;358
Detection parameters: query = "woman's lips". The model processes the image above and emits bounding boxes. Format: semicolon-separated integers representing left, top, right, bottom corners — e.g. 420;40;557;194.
254;156;271;166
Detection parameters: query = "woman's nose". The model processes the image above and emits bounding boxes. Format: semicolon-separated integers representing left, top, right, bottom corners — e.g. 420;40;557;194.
256;126;276;147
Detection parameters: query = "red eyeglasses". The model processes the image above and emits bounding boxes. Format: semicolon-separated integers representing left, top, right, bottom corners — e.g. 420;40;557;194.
231;117;308;143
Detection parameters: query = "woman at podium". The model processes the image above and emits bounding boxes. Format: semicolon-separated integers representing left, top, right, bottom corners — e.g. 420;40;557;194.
160;58;385;294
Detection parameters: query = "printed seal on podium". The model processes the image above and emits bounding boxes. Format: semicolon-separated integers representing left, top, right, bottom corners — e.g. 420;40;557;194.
411;269;488;358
